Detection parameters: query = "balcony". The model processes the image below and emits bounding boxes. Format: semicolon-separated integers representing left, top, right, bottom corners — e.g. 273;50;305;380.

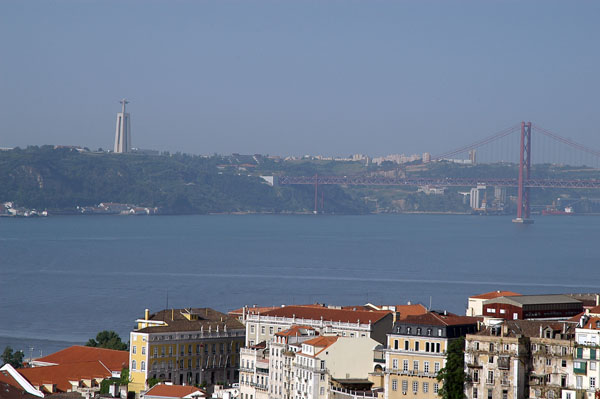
574;363;587;374
498;357;510;370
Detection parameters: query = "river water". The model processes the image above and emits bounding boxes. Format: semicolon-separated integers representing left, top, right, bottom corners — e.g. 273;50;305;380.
0;214;597;357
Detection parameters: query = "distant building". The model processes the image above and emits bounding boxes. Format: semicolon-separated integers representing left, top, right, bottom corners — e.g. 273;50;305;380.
142;383;206;399
114;98;132;153
470;188;480;209
422;153;431;164
469;149;477;164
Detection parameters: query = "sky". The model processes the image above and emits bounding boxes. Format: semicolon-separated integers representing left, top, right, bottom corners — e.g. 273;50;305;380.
0;1;599;157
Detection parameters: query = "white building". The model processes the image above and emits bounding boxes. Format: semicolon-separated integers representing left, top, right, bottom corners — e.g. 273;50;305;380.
240;342;269;399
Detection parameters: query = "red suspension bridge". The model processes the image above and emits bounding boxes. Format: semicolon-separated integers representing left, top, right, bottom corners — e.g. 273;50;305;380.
278;122;600;223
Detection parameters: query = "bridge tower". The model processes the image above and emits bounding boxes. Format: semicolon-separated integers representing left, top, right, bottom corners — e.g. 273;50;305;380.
513;121;533;224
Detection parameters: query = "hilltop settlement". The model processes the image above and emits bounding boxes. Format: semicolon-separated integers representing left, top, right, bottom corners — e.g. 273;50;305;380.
3;291;600;399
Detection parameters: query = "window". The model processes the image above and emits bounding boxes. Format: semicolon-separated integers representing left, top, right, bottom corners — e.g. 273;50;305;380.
319;387;325;396
489;355;494;364
404;340;409;350
132;360;137;370
576;376;582;389
438;329;442;336
141;361;146;371
434;362;440;373
500;309;506;314
407;327;411;334
270;327;274;335
391;379;397;391
392;359;398;369
489;343;494;352
502;390;508;399
473;370;479;383
473;388;478;398
562;359;567;368
433;383;439;394
487;389;492;399
423;382;428;393
424;361;429;373
416;328;422;335
320;360;325;370
403;360;408;372
591;362;597;371
475;342;480;350
320;374;325;381
436;343;441;352
250;324;255;334
425;342;430;352
142;347;146;355
402;380;408;392
546;358;551;366
412;381;418;393
415;342;419;351
394;340;398;350
261;326;265;334
591;377;596;388
487;370;494;384
413;360;419;371
488;308;496;313
132;346;137;354
427;328;432;336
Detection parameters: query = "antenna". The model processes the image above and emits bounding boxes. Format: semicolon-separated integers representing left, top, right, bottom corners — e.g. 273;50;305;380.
429;296;432;311
166;289;169;310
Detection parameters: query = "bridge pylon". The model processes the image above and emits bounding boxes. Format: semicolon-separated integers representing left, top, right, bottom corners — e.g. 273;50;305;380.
513;121;534;224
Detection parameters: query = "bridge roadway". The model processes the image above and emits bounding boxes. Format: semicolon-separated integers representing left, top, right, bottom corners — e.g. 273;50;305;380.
278;176;600;189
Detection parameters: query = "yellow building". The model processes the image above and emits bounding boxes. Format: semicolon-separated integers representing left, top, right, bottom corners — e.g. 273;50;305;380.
384;312;478;399
129;308;245;394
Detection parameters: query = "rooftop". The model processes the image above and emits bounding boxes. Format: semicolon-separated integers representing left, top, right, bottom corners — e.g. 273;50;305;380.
144;384;206;399
470;290;521;300
396;312;480;327
260;305;391;324
484;294;583;306
33;345;128;372
472;319;576;339
137;308;244;333
19;361;112;392
275;325;316;337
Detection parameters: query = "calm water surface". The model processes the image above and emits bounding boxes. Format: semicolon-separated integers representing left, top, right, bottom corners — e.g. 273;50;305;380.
0;214;598;356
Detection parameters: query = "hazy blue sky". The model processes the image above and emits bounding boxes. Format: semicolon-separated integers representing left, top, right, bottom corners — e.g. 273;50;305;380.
1;1;598;156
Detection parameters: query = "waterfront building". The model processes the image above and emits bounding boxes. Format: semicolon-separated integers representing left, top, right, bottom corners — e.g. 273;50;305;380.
129;308;245;393
481;295;583;321
244;305;393;346
464;320;576;399
114;98;132;153
466;291;521;317
384;312;479;399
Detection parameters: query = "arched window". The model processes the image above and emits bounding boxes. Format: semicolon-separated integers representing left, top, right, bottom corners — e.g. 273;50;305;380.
141;361;146;371
132;360;137;370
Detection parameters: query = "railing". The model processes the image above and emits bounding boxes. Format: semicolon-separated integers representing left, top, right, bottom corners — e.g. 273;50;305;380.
246;314;373;330
330;386;380;398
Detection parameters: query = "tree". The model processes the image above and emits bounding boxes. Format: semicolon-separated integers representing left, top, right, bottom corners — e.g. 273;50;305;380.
436;337;466;399
147;378;159;388
1;346;24;368
86;331;128;351
120;367;130;385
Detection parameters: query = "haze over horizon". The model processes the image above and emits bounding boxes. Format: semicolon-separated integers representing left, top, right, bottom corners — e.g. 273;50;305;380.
1;1;599;157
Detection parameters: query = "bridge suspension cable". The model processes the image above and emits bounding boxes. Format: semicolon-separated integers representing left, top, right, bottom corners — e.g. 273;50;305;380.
532;124;600;160
431;124;521;161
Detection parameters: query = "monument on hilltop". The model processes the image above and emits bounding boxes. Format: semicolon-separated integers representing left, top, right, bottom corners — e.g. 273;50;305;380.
114;98;131;153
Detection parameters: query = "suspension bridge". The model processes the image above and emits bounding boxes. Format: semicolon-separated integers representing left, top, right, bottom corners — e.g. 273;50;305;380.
278;122;600;223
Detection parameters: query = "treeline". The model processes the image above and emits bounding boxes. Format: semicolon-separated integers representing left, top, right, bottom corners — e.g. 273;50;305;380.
0;147;367;214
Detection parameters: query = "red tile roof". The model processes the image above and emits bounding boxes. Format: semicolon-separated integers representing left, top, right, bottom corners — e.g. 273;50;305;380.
19;361;111;392
582;316;600;330
401;312;480;327
144;384;206;398
588;305;600;315
396;304;428;319
34;346;128;373
298;336;339;357
470;291;521;300
261;306;391;324
275;325;316;337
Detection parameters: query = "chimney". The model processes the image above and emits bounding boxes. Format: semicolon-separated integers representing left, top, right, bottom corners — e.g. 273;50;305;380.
596;294;599;306
539;325;543;338
171;309;174;321
145;309;149;320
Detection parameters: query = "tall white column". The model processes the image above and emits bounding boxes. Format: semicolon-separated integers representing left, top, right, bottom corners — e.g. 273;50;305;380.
114;99;131;153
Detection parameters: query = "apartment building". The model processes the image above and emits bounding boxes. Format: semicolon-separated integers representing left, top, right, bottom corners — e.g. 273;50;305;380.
566;312;600;399
239;342;269;399
270;326;318;399
482;295;583;321
466;291;521;317
244;305;393;346
129;308;245;393
292;335;379;399
384;312;479;399
464;320;576;399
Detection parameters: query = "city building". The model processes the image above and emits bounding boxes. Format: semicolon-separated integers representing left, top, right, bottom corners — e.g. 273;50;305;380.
269;325;318;399
384;312;479;399
481;295;583;320
466;291;521;317
569;311;600;398
464;320;576;399
244;305;393;346
114;98;132;153
0;364;44;398
129;308;245;393
291;335;379;399
239;341;269;399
